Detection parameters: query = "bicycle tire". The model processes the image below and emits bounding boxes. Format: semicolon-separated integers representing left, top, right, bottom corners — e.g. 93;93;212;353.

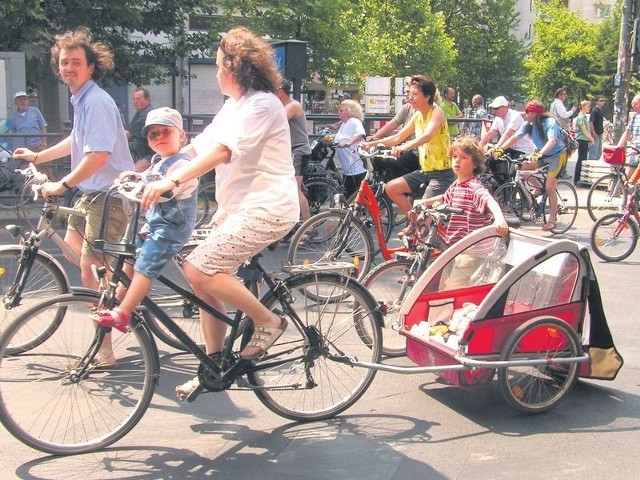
247;272;382;421
361;258;414;357
544;181;578;234
287;209;374;282
194;182;217;228
303;176;341;215
0;246;69;354
346;190;395;246
498;317;580;414
494;182;525;220
0;293;158;455
586;173;627;222
590;213;639;262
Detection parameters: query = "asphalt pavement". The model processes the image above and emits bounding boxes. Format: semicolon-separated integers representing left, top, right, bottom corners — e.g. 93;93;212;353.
0;157;639;479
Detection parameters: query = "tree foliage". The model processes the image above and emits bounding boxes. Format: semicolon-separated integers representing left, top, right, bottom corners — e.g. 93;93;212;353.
432;0;526;105
524;0;600;103
341;0;456;85
0;0;218;90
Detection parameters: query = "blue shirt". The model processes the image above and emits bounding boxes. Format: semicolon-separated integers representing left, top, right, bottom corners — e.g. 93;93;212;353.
9;106;47;149
141;153;197;244
515;117;566;156
69;80;134;193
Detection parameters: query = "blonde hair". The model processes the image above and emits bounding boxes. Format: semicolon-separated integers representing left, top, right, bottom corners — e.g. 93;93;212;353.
50;27;114;80
339;99;364;121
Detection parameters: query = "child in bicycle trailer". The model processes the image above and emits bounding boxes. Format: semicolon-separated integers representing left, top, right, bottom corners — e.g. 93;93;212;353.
93;107;198;334
496;100;568;231
408;136;508;287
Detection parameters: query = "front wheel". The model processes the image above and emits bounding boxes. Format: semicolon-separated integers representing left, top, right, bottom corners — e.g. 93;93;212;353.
544;181;578;234
0;293;158;455
494;182;525;220
498;317;580;414
586;173;627;222
287;209;374;282
247;272;382;421
590;213;639;262
0;246;69;354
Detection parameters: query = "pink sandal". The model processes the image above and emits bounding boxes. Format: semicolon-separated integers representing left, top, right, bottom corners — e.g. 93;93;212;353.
92;307;131;333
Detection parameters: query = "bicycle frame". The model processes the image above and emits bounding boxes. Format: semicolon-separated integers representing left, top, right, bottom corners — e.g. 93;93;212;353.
350;177;403;261
91;197;323;392
614;185;640;233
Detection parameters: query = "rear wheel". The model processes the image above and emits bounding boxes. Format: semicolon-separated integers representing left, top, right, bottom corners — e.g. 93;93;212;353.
0;293;158;455
287;210;374;282
586;173;627;222
498;317;580;414
494;183;525;220
0;247;69;354
303;176;341;215
361;258;415;357
590;213;639;262
248;272;382;421
545;181;578;234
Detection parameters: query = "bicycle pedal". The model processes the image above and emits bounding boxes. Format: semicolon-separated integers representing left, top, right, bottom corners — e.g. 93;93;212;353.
184;385;205;403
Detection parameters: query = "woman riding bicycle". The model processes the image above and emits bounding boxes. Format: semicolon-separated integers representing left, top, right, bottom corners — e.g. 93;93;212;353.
362;74;454;214
140;27;299;399
497;100;568;232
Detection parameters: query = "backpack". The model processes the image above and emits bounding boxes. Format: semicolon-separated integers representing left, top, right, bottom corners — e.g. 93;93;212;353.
558;124;578;156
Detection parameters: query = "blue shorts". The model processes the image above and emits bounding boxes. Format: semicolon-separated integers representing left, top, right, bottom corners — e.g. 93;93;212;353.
134;234;184;279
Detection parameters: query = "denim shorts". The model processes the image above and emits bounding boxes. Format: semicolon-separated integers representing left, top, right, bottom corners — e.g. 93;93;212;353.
134;234;185;279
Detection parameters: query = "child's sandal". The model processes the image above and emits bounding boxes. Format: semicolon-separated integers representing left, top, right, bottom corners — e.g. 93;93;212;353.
92;307;131;333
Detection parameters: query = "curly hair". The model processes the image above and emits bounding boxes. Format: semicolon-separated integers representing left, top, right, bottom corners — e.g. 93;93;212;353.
450;135;485;175
50;27;114;81
339;99;364;121
218;27;281;94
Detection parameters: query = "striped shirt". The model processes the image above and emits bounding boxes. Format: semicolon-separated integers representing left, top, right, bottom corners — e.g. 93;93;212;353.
442;176;493;244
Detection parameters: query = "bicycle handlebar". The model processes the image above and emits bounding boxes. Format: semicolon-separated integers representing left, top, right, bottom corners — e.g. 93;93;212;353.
357;145;395;160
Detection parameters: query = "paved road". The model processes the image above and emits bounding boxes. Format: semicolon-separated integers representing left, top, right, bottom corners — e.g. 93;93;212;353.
0;205;638;480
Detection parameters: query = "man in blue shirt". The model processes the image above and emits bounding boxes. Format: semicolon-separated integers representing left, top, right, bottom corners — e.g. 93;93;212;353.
13;27;135;367
9;91;48;152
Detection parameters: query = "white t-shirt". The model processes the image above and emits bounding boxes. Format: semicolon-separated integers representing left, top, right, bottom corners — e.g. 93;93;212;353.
191;90;299;221
491;109;535;154
335;117;367;176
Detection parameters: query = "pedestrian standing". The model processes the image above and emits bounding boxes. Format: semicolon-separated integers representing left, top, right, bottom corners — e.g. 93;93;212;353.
126;87;155;171
441;86;464;140
573;100;594;185
588;95;606;160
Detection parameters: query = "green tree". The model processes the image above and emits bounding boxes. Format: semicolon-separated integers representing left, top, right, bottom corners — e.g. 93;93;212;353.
212;0;354;84
524;0;600;104
0;0;217;128
342;0;456;85
432;0;526;105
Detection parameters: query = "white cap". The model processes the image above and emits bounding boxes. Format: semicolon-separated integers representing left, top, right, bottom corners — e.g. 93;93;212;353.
488;96;509;108
142;107;183;137
14;91;28;99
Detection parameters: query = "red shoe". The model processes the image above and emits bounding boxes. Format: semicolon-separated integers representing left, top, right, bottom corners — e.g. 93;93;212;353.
92;307;131;333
